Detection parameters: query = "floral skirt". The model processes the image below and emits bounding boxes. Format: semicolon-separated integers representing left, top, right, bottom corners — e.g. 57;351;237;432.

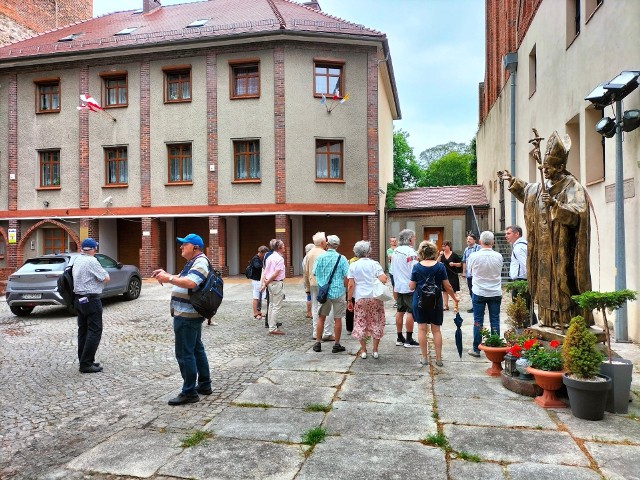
351;297;386;340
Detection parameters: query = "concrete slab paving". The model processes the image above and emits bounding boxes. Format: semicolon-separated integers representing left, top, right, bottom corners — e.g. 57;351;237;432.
449;459;506;479
435;374;525;399
583;442;640;480
326;400;436;441
159;437;304;480
258;369;345;388
507;462;603;480
205;406;324;442
555;410;640;443
432;359;493;378
268;351;354;373
338;373;432;404
437;396;557;428
66;428;182;478
348;352;429;376
232;383;335;409
443;425;590;466
297;436;446;480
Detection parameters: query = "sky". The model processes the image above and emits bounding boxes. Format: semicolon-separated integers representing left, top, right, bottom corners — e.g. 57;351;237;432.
93;0;485;157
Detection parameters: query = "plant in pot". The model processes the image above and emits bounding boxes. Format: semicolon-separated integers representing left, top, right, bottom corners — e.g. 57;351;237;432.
504;329;538;378
524;339;566;408
562;315;611;420
572;289;637;414
478;329;509;377
503;280;532;330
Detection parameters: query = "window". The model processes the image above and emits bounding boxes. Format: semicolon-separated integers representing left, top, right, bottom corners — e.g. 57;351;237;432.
230;60;260;99
315;139;343;180
233;140;260;181
105;147;128;185
35;79;60;113
528;45;537;97
566;0;580;47
58;33;82;42
39;150;61;188
101;73;128;107
167;143;192;183
314;60;344;97
585;0;603;21
115;27;138;36
43;228;67;254
187;19;209;27
163;66;192;103
585;108;605;184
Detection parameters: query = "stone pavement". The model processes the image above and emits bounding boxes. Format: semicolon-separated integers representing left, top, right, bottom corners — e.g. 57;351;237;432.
0;277;638;479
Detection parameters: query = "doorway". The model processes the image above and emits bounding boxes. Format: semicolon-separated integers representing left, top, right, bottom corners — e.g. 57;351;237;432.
423;227;444;252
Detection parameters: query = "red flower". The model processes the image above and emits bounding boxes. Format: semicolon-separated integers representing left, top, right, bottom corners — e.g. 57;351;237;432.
523;339;536;350
508;345;522;358
549;340;561;349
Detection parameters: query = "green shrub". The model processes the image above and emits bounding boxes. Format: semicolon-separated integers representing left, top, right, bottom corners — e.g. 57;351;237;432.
481;328;505;347
562;316;604;379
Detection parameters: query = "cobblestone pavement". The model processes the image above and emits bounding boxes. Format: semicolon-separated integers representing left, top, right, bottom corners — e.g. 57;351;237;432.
1;278;639;479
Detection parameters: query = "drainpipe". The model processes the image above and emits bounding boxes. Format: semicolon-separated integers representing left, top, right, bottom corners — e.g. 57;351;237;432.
503;53;518;227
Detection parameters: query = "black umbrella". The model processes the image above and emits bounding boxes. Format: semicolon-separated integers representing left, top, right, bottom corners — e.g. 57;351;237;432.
453;312;464;359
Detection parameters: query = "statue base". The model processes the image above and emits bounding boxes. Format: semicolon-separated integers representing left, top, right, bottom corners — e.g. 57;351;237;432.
500;371;542;397
528;324;606;344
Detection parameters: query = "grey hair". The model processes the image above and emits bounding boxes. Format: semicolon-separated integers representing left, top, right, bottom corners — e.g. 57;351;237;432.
506;225;522;237
304;243;314;254
312;231;326;246
353;240;371;258
479;230;494;246
327;235;340;248
269;239;277;250
397;229;415;246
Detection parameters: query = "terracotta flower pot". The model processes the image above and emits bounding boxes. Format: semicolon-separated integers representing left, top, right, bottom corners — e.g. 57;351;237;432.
478;344;510;377
526;366;566;408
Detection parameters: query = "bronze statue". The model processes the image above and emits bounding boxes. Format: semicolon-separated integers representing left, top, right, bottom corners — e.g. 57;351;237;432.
499;130;592;329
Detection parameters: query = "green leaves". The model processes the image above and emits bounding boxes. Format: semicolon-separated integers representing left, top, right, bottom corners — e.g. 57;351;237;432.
562;316;604;379
572;290;637;312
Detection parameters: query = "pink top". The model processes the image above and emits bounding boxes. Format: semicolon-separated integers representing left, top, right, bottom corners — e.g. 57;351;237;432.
263;251;285;282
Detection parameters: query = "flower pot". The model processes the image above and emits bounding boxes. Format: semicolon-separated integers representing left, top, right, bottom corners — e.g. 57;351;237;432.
526;367;566;408
478;344;510;377
600;359;633;414
563;373;612;420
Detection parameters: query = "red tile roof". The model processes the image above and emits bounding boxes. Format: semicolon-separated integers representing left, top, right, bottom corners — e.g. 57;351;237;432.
0;0;385;60
393;185;489;210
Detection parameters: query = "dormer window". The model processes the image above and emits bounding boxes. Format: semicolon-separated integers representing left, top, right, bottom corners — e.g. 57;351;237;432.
115;27;138;36
187;19;209;28
58;33;82;42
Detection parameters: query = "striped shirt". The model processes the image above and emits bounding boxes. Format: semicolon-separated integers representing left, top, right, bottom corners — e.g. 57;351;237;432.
313;249;348;299
72;254;108;295
170;254;209;318
461;244;481;277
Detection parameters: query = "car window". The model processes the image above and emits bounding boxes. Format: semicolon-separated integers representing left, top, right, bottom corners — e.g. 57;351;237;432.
96;254;118;269
17;257;66;273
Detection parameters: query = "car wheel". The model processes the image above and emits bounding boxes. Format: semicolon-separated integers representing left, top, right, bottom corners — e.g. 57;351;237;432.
9;305;34;316
124;276;142;300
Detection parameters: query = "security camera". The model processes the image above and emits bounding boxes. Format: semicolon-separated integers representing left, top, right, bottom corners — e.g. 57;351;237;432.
103;196;113;205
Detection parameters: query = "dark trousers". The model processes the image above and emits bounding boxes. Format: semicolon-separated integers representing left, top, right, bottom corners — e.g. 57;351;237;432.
174;315;211;395
76;295;103;369
466;276;473;300
345;296;355;332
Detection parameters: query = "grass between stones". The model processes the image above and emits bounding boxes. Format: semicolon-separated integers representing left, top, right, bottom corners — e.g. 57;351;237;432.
422;432;450;451
301;426;326;446
455;451;481;462
231;402;273;408
180;430;212;448
304;403;332;413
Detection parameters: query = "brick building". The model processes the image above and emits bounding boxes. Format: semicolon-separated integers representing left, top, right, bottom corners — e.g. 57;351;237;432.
0;0;400;279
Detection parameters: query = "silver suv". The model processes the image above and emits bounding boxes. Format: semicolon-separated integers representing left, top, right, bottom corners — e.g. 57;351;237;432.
5;253;142;316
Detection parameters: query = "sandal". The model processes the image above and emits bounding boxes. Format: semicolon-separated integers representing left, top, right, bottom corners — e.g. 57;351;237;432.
253;314;263;320
443;306;449;311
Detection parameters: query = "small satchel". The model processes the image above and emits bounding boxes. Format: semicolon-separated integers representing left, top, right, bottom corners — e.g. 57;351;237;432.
316;256;342;304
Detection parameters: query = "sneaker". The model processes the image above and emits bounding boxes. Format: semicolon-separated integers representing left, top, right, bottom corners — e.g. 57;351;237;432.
418;358;429;367
435;360;444;367
404;339;420;348
372;352;379;359
467;349;481;357
395;336;406;346
467;308;474;313
79;365;103;373
312;342;322;352
331;344;346;353
168;393;199;406
197;385;213;395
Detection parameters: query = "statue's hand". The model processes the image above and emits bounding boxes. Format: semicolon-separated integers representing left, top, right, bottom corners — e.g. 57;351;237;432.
541;192;556;208
498;170;512;183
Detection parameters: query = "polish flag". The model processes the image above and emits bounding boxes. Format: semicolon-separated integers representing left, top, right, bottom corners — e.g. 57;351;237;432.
77;94;103;112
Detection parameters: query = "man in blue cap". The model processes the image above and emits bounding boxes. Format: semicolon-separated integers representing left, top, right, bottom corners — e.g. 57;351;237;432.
73;238;110;373
152;233;212;406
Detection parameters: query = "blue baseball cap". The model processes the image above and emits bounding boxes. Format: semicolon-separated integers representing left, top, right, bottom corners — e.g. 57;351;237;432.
81;238;98;251
176;233;204;249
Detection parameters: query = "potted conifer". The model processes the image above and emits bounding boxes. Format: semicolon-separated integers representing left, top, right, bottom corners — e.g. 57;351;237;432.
562;316;611;420
572;289;637;414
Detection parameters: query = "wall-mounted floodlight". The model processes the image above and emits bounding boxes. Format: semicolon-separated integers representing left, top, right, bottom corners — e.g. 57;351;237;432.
595;117;616;138
622;109;640;132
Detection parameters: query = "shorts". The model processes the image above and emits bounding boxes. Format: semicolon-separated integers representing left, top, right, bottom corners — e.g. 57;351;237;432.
396;293;413;312
318;296;346;318
252;280;265;300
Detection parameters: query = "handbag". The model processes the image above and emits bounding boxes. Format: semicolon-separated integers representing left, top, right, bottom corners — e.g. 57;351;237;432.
373;278;393;302
316;256;342;304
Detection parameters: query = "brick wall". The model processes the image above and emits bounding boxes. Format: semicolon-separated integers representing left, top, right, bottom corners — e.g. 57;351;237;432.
79;66;89;209
274;46;286;204
139;217;160;277
140;59;151;207
206;52;218;205
0;0;92;33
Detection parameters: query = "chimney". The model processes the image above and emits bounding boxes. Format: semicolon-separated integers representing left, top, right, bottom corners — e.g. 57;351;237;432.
303;1;321;11
143;0;162;14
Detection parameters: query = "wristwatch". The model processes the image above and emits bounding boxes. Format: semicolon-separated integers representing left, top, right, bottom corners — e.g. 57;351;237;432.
169;275;174;283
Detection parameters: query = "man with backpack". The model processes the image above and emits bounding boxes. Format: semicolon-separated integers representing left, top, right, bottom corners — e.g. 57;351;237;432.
248;245;268;319
152;233;211;405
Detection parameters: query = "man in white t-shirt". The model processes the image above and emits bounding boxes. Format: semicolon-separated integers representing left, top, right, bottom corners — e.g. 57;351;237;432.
390;229;419;347
466;230;503;357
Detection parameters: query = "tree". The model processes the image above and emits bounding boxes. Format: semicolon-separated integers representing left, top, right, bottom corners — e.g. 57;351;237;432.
419;141;470;167
392;129;422;187
417;150;473;187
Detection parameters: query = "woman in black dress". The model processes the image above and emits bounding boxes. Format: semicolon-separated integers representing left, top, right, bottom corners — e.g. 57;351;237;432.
438;241;461;310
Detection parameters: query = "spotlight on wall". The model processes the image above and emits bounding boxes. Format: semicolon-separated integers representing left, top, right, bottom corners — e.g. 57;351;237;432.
42;200;50;207
595;117;616;138
102;196;113;206
622;109;640;132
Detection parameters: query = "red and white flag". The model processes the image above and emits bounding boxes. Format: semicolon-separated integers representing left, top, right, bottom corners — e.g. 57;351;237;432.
77;94;103;112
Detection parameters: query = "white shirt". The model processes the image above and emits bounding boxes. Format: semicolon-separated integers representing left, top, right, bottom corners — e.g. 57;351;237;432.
390;245;417;293
467;248;503;297
347;258;384;300
509;237;528;280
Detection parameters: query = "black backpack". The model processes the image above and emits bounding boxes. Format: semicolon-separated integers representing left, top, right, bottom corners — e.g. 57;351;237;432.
244;260;253;279
57;265;74;307
418;274;440;310
189;257;224;320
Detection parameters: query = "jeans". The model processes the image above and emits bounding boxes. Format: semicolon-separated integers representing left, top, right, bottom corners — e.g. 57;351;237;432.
472;294;502;352
76;295;103;369
173;315;211;395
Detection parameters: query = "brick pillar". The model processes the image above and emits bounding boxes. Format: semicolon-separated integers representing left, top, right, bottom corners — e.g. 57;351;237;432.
367;49;379;208
7;220;21;270
140;59;151;207
139;217;160;277
367;214;380;265
206;52;218;205
274;46;286;204
275;214;293;277
209;216;228;276
79;65;89;209
8;73;17;211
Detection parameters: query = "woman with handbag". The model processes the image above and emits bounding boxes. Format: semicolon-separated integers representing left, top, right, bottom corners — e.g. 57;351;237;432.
346;240;387;359
409;241;458;367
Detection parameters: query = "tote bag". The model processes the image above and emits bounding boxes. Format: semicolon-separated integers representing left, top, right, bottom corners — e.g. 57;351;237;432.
372;278;393;302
